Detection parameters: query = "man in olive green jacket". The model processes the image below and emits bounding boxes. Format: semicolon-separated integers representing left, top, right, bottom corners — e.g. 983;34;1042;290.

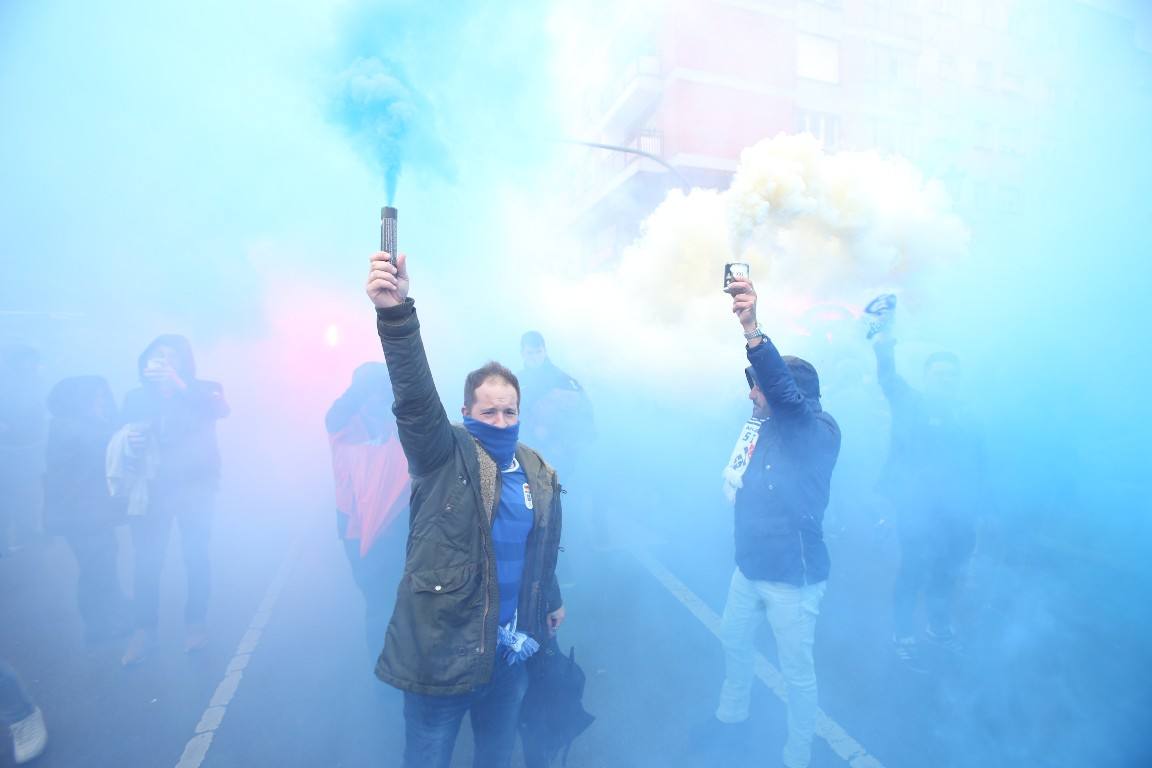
366;249;565;768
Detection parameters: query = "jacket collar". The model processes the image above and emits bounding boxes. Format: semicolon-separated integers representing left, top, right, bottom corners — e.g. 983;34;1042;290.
467;430;555;526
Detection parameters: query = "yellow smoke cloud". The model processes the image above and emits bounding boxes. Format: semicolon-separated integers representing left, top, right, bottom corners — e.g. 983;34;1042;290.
520;134;968;393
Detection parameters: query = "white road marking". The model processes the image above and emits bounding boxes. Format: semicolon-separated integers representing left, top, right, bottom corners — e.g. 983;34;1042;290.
630;548;887;768
174;538;300;768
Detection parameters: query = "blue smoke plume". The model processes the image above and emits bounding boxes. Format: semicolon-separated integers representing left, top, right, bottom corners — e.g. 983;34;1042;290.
332;56;446;205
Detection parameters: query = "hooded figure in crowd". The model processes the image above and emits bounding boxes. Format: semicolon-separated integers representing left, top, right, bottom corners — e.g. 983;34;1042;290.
44;375;129;644
0;658;47;765
326;362;410;654
118;334;229;665
0;344;47;553
517;331;594;480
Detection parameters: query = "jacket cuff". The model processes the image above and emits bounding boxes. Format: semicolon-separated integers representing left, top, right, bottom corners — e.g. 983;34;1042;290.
375;298;417;337
746;335;780;362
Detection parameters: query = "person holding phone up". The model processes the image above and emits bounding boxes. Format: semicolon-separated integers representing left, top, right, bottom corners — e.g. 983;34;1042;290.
712;275;841;768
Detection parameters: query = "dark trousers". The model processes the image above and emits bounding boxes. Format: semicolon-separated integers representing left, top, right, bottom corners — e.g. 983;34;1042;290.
893;516;975;637
402;661;529;768
65;528;128;641
0;447;43;551
0;659;34;725
337;512;404;653
130;485;214;629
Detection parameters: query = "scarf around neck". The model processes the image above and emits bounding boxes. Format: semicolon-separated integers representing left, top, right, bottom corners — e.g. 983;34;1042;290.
463;416;519;470
721;416;766;504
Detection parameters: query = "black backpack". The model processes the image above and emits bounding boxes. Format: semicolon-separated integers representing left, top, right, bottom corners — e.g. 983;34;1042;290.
519;638;595;767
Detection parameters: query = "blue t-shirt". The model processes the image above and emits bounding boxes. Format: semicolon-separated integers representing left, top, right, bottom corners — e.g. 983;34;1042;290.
492;458;535;625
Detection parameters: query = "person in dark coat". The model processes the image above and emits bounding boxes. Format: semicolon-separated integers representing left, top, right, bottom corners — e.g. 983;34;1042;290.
517;331;593;480
0;344;47;553
326;362;410;655
119;334;229;664
714;276;841;768
366;249;566;768
870;303;985;664
44;375;129;644
0;658;47;764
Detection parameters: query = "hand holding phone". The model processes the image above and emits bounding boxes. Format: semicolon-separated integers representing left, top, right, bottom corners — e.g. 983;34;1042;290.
724;262;750;290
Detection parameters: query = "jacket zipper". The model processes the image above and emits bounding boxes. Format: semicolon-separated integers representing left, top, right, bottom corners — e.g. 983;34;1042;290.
479;523;491;655
798;526;808;585
535;476;558;633
524;467;549;636
478;469;499;657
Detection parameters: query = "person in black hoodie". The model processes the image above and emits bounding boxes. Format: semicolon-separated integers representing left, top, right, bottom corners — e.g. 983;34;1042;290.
713;277;841;768
120;334;229;665
0;344;47;553
0;658;47;765
325;362;410;656
870;303;985;664
43;375;129;645
516;331;593;480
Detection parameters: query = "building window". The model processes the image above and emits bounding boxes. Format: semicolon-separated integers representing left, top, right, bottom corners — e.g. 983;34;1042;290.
796;33;841;84
996;184;1021;213
871;44;907;84
939;54;959;83
798;110;841;151
870;119;916;156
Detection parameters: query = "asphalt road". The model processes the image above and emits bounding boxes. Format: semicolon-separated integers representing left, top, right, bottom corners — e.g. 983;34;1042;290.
2;487;1149;768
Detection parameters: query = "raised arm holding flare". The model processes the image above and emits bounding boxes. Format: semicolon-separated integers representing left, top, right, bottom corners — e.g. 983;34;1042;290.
366;249;565;768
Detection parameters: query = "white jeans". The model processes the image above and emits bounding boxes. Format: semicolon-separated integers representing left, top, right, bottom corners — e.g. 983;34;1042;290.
716;569;827;768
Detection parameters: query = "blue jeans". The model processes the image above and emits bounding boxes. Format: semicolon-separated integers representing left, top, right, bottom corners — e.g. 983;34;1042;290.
0;659;35;725
402;660;529;768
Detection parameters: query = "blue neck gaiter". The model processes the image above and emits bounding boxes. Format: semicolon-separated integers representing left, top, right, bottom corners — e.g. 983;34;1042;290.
463;417;519;470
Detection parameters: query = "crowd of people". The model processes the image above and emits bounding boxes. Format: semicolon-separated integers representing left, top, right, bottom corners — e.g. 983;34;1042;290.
0;335;229;763
0;248;983;768
359;249;983;768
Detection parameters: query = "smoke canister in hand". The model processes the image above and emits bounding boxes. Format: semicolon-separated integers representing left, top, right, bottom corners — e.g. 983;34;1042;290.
380;206;398;266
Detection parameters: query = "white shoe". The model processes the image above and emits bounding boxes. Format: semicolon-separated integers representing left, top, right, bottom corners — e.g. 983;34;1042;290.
10;706;47;764
184;624;209;653
121;629;156;666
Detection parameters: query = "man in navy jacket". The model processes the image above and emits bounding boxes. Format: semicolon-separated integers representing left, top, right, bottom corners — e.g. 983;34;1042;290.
715;276;841;768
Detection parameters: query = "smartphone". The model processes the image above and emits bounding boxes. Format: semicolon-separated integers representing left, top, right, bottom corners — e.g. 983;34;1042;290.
724;262;750;289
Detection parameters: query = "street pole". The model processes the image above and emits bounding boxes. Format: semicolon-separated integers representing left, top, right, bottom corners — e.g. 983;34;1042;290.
562;139;691;192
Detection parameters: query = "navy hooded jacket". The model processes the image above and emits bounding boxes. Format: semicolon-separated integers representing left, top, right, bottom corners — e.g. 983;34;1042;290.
734;338;841;585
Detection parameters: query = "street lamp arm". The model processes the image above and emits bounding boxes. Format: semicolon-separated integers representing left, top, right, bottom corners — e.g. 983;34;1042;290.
561;138;691;192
